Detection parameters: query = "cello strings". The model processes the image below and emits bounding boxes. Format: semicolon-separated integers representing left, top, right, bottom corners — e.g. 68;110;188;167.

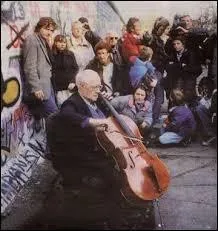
109;130;143;143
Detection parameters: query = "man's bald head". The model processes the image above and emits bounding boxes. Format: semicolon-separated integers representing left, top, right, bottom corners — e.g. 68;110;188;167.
76;70;102;102
76;69;101;86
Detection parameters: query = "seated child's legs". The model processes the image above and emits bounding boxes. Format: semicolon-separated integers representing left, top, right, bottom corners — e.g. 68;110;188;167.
159;132;183;144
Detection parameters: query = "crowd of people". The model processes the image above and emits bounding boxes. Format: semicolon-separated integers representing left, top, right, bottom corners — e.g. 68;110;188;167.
22;15;217;147
20;13;217;229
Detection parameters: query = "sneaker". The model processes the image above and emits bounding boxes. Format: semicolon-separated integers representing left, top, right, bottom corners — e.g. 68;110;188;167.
201;136;216;146
181;137;192;147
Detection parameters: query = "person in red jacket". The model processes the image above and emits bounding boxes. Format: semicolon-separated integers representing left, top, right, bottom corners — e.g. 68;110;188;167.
121;17;144;63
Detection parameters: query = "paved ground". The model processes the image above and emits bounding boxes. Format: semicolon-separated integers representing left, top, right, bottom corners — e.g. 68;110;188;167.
1;140;216;230
151;142;217;230
1;160;57;230
1;158;155;230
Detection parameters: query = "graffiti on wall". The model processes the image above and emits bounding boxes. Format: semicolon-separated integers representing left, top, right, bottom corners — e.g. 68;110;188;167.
1;1;29;50
1;136;46;213
1;56;22;116
1;75;20;111
96;1;122;37
1;114;14;153
1;1;46;214
1;100;46;213
1;1;25;22
1;102;45;153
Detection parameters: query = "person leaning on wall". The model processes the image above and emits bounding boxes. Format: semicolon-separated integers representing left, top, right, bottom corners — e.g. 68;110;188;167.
22;17;58;120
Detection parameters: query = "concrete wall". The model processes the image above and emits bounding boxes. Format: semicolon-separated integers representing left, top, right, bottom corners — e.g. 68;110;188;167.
1;1;124;214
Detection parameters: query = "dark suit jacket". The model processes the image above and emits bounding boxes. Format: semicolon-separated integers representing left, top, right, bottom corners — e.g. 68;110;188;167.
49;92;109;169
165;49;202;92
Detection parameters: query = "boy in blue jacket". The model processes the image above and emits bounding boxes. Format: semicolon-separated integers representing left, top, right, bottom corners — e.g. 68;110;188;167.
129;46;156;89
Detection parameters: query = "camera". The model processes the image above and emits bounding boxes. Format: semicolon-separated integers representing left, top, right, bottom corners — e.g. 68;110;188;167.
83;24;90;30
176;21;186;30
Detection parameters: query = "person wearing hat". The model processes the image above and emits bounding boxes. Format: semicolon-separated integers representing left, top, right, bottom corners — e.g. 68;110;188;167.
78;17;101;50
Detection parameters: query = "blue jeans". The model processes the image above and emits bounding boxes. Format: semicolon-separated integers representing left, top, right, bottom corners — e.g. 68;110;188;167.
159;131;183;144
40;88;58;118
158;124;183;144
195;103;214;137
29;87;58;119
153;71;164;124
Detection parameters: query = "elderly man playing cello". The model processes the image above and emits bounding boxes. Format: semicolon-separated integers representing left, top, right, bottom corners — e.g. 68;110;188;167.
45;69;168;229
50;69;115;188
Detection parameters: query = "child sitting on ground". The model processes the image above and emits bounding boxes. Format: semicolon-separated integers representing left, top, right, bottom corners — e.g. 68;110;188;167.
158;89;196;146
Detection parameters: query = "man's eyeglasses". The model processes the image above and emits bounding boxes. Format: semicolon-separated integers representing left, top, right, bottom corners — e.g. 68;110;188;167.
89;85;103;91
110;37;118;41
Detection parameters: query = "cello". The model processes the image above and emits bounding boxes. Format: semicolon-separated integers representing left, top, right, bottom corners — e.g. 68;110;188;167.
96;93;170;202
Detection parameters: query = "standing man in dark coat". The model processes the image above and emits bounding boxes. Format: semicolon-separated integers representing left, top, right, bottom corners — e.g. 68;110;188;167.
165;36;202;107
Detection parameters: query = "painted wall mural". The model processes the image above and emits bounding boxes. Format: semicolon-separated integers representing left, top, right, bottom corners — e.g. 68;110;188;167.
1;1;124;214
